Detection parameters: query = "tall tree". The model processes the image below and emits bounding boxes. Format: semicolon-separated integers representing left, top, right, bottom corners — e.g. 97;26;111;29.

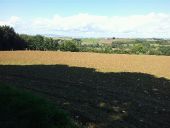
0;25;27;50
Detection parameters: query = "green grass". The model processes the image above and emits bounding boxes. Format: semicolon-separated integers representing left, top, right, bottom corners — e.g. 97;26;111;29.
0;84;77;128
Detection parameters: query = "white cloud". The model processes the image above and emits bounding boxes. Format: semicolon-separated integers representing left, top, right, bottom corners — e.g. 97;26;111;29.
0;16;20;27
1;13;170;38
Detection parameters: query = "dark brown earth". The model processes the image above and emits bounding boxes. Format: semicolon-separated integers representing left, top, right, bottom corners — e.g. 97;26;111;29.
0;64;170;128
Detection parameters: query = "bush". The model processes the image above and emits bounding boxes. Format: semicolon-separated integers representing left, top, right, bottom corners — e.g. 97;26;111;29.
0;85;77;128
130;43;150;54
148;48;161;55
59;41;79;52
158;46;170;56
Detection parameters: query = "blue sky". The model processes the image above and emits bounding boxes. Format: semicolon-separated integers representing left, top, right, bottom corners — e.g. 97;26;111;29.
1;0;170;18
1;0;170;37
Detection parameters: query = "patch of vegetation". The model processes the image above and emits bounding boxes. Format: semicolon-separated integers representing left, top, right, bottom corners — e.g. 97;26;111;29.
20;34;59;51
0;25;27;50
59;40;79;52
0;84;78;128
158;46;170;55
1;25;170;56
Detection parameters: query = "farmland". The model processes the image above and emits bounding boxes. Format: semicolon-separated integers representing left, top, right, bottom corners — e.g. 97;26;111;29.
0;51;170;128
0;51;170;78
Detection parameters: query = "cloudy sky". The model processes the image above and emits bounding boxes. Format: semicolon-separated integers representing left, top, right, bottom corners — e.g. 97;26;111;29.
0;0;170;38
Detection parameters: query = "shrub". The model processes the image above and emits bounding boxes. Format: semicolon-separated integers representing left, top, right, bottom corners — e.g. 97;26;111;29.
148;49;161;55
59;40;79;52
130;43;150;54
158;46;170;56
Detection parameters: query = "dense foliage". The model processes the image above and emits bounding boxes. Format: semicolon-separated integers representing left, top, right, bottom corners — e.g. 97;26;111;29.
111;41;170;55
20;34;59;50
59;40;79;52
0;26;26;50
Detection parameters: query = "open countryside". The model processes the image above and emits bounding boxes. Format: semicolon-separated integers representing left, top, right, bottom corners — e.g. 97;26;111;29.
0;51;170;128
1;0;170;128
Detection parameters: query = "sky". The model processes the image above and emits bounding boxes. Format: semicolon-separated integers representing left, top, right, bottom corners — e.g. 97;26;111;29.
0;0;170;38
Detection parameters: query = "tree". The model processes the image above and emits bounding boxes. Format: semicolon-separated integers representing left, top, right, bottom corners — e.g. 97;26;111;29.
33;35;44;50
131;43;150;54
159;46;170;56
72;38;82;46
59;40;79;52
20;34;59;51
0;25;27;50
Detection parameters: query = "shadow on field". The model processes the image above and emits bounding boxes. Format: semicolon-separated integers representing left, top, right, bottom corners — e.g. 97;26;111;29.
0;65;170;128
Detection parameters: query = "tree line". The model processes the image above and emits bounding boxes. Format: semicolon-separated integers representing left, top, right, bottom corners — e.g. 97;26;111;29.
0;25;80;52
0;25;170;55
